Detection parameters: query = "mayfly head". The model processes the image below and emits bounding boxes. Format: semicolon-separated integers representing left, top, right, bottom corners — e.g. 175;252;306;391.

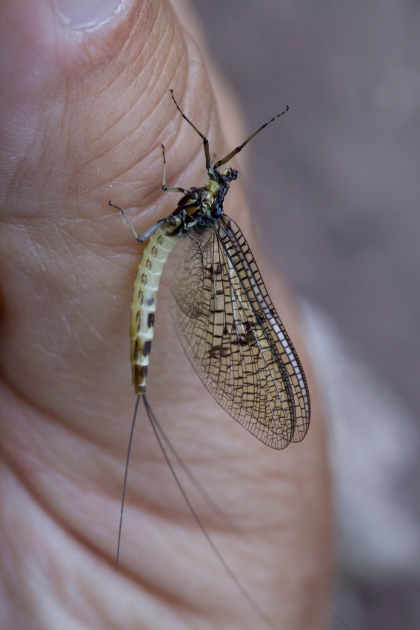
221;167;238;182
207;166;238;184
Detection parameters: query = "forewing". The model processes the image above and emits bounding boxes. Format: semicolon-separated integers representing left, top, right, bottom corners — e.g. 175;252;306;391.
171;216;310;449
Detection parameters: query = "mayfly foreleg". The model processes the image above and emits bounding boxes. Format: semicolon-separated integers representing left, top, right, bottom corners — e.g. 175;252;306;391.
161;143;188;194
213;104;289;168
169;89;211;169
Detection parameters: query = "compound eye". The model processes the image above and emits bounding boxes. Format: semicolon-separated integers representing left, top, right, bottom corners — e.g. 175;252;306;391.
223;168;238;181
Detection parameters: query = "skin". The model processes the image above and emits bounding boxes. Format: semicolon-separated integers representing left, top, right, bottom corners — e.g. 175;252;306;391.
0;1;332;628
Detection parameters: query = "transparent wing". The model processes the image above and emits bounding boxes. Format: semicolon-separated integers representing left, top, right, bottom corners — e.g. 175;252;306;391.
171;215;310;449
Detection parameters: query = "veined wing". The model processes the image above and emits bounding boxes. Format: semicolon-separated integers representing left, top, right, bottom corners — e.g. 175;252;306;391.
171;215;310;449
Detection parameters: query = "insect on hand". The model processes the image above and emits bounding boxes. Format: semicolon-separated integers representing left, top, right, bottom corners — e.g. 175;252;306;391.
109;90;310;628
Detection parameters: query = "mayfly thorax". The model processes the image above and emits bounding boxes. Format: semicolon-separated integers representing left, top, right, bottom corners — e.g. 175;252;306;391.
108;89;310;628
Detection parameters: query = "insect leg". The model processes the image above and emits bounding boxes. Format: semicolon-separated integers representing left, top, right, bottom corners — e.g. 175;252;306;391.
161;143;187;194
109;200;143;243
110;200;164;243
213;105;289;168
169;89;211;169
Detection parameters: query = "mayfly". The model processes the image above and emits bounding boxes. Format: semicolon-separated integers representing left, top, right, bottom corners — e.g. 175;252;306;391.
109;90;310;626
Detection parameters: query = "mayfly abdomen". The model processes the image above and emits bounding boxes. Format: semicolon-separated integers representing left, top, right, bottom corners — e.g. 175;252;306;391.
130;227;177;393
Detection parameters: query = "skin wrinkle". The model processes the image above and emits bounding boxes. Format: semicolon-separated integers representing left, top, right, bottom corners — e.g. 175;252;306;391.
0;421;105;572
40;31;169;198
0;342;253;532
117;527;255;624
0;443;136;600
78;6;173;154
90;5;160;100
8;504;124;630
73;93;174;199
5;124;46;208
74;39;208;207
2;228;117;433
0;371;103;463
84;21;173;156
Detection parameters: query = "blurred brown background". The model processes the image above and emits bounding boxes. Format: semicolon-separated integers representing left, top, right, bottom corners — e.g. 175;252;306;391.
192;1;420;629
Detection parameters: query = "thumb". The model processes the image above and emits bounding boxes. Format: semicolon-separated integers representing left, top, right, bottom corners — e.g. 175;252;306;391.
0;1;331;629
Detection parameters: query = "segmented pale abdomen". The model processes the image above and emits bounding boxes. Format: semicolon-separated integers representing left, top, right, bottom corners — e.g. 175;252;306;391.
130;227;176;393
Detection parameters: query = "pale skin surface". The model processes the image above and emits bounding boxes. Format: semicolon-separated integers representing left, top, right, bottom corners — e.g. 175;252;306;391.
0;1;332;628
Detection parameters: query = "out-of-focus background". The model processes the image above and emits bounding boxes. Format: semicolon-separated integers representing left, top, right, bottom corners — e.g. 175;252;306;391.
192;1;420;628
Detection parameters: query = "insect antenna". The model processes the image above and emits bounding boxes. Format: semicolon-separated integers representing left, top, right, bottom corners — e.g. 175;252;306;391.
213;104;289;168
143;393;277;630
